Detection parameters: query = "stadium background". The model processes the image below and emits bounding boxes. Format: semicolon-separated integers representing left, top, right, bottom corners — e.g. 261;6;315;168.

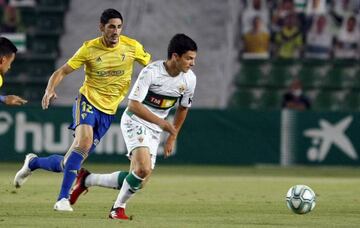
2;1;360;227
1;0;360;166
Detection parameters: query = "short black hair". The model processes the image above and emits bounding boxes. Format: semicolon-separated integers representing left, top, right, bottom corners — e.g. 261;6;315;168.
100;8;123;25
0;37;17;57
167;34;197;59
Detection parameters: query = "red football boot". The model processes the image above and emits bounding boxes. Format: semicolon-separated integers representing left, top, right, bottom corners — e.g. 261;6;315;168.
69;168;90;205
109;207;130;220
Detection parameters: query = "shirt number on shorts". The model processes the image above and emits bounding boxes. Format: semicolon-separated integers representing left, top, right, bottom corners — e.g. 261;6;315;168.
81;101;94;114
136;126;147;135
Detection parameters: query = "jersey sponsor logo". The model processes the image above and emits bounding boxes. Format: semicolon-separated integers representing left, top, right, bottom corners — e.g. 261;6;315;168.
143;91;178;110
96;70;125;77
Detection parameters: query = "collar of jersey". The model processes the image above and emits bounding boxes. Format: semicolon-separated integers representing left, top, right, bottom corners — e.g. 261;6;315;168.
96;37;121;50
160;61;182;77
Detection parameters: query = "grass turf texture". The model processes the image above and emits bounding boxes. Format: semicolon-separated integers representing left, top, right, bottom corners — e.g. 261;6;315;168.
1;163;360;227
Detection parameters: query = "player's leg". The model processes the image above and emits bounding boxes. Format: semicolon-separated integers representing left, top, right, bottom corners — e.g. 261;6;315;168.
71;139;129;193
69;168;129;205
109;112;160;219
55;94;104;210
27;141;84;172
54;124;92;211
29;154;64;172
13;148;72;188
14;95;84;188
109;147;152;220
85;170;129;189
69;108;128;205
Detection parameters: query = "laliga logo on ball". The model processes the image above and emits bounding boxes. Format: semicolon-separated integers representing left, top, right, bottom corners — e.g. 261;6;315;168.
0;112;13;135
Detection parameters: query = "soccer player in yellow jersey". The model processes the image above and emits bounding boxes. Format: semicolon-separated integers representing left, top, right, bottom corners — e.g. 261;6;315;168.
14;9;151;211
0;37;27;105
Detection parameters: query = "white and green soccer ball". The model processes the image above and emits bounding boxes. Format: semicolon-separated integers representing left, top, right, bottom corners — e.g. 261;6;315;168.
286;185;316;214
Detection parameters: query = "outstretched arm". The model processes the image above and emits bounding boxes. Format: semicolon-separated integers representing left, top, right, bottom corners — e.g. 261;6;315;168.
0;95;27;106
164;105;189;157
42;64;74;109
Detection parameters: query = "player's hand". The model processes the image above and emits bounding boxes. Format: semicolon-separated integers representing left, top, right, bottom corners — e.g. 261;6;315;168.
42;90;57;110
4;95;28;106
159;120;177;135
164;135;176;158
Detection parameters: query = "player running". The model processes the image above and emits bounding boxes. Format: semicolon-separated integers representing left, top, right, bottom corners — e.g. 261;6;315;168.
13;8;151;212
69;33;197;219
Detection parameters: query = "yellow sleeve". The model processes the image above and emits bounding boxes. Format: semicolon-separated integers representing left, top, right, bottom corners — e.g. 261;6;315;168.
67;43;89;70
135;41;151;66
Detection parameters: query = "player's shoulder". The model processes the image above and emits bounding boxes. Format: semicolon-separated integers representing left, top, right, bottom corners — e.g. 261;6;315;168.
185;69;197;82
138;61;161;78
120;35;143;47
143;60;163;72
81;37;102;48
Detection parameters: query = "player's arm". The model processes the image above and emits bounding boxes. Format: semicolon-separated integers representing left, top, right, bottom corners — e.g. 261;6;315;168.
128;100;176;136
164;105;189;157
134;41;151;66
164;74;196;157
42;64;74;109
0;94;27;106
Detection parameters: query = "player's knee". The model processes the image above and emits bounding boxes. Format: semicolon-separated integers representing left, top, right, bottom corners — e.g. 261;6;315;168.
74;136;93;152
134;167;151;179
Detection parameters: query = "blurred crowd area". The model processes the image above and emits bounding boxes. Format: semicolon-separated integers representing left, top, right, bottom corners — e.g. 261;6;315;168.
239;0;360;60
0;0;35;33
0;0;68;102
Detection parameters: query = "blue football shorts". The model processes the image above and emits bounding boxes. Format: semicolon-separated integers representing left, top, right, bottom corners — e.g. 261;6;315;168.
68;94;115;153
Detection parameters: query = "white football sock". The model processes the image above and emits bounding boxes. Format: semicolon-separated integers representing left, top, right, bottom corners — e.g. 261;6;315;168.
85;171;120;189
113;179;134;208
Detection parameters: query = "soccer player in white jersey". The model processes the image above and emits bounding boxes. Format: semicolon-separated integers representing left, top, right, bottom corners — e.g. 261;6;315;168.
69;33;198;219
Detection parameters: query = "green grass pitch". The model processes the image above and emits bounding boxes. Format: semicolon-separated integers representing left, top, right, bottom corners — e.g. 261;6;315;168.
1;163;360;227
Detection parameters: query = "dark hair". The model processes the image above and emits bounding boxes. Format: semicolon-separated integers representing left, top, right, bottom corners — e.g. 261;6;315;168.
167;34;197;59
100;8;123;25
0;37;17;57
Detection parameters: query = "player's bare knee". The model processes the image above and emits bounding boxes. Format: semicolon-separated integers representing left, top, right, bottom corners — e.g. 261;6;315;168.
134;167;151;179
74;137;93;152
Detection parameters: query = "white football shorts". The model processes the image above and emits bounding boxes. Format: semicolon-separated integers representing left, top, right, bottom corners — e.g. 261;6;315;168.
121;112;161;169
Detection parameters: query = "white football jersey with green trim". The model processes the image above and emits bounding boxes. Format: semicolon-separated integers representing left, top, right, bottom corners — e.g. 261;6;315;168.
127;60;196;131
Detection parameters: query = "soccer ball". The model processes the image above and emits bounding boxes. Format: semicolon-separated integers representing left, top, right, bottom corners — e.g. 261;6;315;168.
286;185;316;214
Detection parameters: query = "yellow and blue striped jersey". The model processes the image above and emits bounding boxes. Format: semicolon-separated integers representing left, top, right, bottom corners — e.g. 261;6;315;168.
67;35;151;114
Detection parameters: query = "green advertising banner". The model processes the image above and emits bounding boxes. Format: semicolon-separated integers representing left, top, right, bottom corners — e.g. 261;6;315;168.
0;106;280;165
281;110;360;165
176;109;280;164
2;106;358;165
